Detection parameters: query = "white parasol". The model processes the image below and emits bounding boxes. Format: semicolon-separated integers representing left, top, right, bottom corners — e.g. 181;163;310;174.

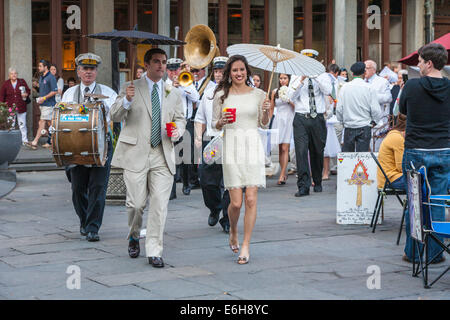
226;43;325;97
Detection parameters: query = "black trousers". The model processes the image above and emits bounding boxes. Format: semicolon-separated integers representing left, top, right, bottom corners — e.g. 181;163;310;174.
180;119;199;187
293;113;327;192
342;126;372;152
198;159;229;226
68;139;112;233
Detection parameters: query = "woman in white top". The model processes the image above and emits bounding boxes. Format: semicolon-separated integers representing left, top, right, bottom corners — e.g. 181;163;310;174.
50;64;64;103
270;74;295;185
212;55;270;265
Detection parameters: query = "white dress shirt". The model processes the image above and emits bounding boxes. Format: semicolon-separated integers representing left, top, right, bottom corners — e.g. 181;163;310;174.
366;74;392;126
61;81;117;125
336;78;382;129
166;78;199;119
289;72;332;114
366;74;392;106
123;75;164;111
194;83;221;137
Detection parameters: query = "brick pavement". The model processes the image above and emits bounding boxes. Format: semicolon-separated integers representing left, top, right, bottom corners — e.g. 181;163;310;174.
0;171;449;300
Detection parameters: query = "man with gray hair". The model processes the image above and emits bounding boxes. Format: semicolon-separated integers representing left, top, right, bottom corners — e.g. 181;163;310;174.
61;53;117;242
364;60;392;150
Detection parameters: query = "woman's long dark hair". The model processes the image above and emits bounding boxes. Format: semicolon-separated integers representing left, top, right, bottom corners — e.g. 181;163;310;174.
274;73;291;99
213;55;253;105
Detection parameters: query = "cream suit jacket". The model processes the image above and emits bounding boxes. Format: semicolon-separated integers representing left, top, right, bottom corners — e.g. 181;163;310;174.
110;76;186;174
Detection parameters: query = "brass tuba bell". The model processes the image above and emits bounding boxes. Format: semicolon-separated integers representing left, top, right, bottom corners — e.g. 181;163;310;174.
183;24;219;70
177;25;220;88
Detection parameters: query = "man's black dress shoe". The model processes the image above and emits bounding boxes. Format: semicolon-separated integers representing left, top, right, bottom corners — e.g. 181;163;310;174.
148;256;164;268
208;211;220;226
313;185;322;193
295;190;309;197
182;186;191;195
128;239;140;258
80;226;87;236
191;182;201;190
86;232;99;242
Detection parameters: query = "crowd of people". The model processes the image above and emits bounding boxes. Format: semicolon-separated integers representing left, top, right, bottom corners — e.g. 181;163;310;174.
0;59;78;150
1;42;448;268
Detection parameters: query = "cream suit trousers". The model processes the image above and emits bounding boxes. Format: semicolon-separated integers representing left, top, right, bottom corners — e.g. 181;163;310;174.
123;144;173;257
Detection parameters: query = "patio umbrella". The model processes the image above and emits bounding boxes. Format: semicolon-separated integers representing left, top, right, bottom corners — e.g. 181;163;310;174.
398;32;450;66
226;43;325;97
87;25;185;83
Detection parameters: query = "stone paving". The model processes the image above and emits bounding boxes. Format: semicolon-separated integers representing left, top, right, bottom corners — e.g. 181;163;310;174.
0;170;449;300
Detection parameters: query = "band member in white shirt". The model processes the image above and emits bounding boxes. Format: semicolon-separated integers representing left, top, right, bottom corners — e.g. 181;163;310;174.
194;56;230;233
290;49;332;197
61;53;117;242
166;58;200;196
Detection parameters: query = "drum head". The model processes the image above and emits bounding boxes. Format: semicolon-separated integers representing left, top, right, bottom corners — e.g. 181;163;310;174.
96;106;107;164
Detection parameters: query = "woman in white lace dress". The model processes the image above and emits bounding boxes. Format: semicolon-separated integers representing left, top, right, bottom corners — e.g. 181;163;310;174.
270;74;295;185
212;55;270;264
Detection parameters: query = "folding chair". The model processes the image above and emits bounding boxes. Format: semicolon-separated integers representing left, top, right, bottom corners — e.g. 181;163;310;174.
410;166;450;289
369;152;407;245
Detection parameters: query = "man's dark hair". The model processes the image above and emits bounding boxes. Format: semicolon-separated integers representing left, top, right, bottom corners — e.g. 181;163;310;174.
39;59;51;70
350;61;366;76
418;43;448;71
327;63;340;74
144;48;167;64
67;77;76;83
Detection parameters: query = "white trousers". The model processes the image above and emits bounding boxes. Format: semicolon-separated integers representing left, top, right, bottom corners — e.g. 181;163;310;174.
14;112;28;143
123;144;173;257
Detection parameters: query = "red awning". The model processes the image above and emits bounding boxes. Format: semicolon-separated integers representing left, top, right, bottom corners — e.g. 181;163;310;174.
398;32;450;66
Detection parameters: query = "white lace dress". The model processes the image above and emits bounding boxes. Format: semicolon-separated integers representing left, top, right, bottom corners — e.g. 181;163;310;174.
212;88;268;190
272;97;295;144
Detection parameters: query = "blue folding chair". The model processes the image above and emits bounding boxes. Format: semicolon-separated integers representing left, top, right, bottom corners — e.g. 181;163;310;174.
409;166;450;288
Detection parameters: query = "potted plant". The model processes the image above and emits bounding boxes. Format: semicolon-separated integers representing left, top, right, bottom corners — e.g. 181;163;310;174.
0;102;21;169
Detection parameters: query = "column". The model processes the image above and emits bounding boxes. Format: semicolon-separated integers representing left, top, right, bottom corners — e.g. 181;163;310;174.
406;0;425;54
87;0;114;87
333;0;357;72
4;0;33;140
158;0;171;57
183;0;208;32
268;0;294;50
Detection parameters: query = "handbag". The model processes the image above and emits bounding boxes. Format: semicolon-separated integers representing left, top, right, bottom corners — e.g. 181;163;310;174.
202;132;223;165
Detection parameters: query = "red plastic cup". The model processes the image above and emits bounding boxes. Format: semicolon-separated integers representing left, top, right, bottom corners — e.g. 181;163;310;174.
223;107;236;123
166;122;176;137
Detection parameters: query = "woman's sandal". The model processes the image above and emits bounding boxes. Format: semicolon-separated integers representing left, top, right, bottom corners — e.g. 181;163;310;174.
229;243;240;254
277;175;287;185
238;255;250;265
229;235;239;253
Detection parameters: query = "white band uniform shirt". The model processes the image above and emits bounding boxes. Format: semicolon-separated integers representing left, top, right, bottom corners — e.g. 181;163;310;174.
61;81;118;126
289;72;332;114
194;83;222;138
166;78;199;119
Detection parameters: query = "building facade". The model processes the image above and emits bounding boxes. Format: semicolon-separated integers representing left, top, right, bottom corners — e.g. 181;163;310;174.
0;0;449;92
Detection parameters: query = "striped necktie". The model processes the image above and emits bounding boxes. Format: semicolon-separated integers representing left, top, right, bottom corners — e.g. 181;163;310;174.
308;78;317;118
151;83;161;148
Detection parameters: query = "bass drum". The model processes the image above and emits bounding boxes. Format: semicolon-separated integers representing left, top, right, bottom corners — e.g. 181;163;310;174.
51;102;107;167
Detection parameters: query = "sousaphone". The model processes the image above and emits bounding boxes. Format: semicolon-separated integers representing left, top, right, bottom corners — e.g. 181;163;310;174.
181;24;220;95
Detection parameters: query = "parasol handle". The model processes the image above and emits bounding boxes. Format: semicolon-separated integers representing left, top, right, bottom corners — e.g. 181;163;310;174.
266;62;277;99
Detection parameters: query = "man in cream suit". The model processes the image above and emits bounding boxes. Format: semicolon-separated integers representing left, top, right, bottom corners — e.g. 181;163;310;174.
110;48;186;268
